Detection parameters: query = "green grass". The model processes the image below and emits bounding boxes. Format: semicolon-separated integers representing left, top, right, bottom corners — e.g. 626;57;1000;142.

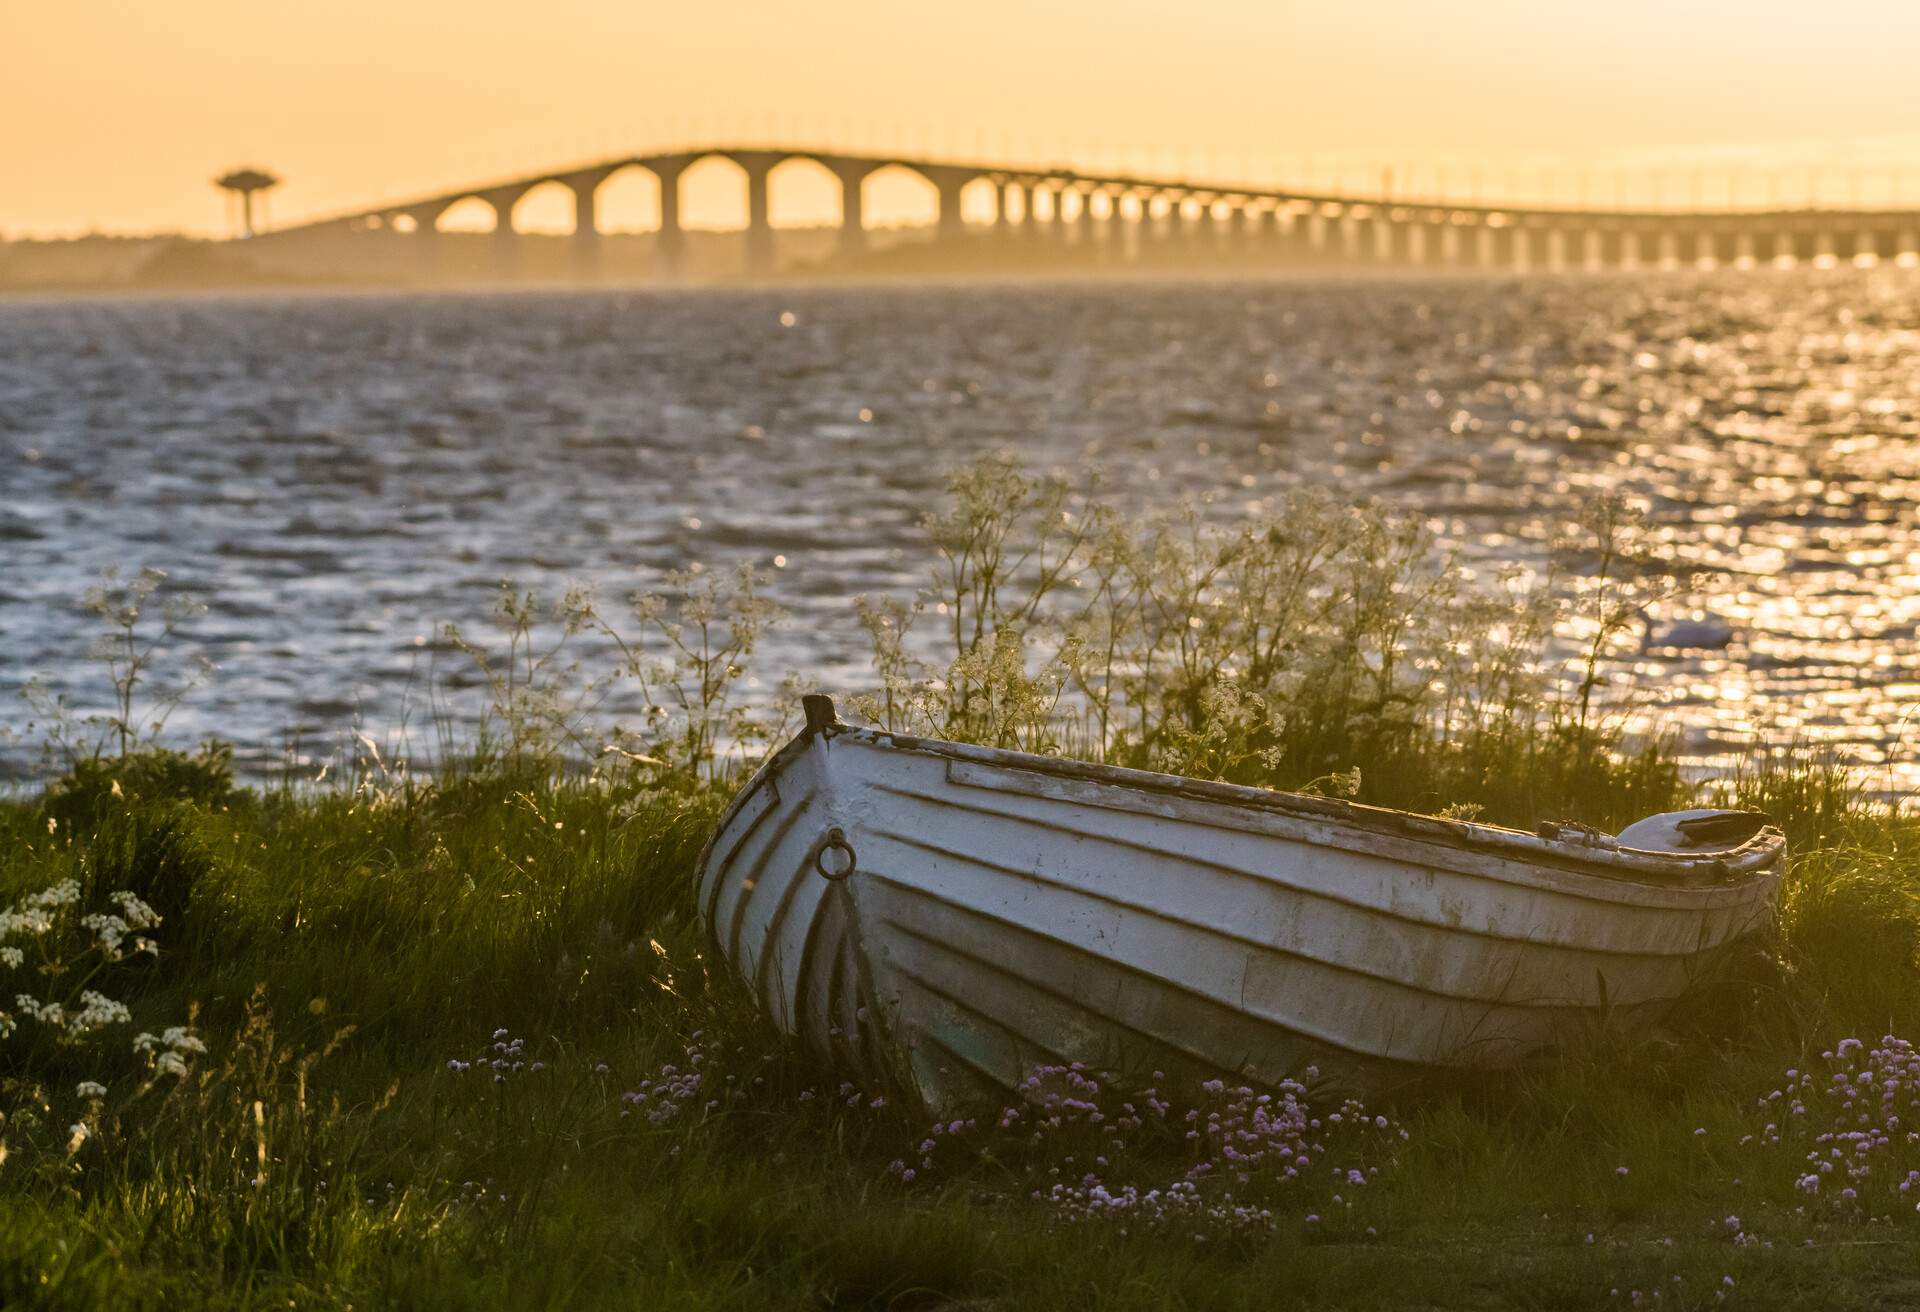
4;751;1920;1311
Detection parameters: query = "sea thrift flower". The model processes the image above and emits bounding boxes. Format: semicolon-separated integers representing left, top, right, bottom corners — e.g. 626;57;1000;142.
893;1063;1401;1238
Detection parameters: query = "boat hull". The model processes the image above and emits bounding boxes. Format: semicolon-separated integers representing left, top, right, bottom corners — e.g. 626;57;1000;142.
698;714;1784;1110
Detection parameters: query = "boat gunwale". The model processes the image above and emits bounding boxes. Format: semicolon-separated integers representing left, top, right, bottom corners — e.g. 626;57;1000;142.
819;722;1784;886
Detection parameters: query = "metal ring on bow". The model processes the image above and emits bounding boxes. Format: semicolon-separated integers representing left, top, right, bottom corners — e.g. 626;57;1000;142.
813;828;857;881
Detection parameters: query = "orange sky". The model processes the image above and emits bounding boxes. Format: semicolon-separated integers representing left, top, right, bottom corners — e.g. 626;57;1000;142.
8;0;1920;238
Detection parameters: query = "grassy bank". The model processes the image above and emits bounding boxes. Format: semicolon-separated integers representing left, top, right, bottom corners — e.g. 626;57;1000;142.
6;462;1920;1308
2;751;1919;1311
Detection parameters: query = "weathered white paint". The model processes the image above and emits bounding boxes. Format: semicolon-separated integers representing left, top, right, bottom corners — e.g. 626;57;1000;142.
697;709;1785;1111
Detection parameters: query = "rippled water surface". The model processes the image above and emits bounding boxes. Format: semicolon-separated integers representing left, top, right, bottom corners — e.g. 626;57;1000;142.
2;273;1915;784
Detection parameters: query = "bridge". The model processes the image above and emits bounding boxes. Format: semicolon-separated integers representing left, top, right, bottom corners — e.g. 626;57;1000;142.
253;145;1920;280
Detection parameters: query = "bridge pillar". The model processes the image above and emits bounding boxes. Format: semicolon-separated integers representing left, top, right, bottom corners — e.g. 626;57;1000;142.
567;176;602;282
939;179;967;237
1373;212;1395;262
482;186;527;281
1338;209;1360;262
1508;226;1531;272
921;166;977;242
1258;205;1281;262
1581;228;1602;271
406;202;451;284
1283;206;1312;261
1076;186;1097;245
1142;193;1168;253
1544;228;1567;271
1474;223;1495;268
738;155;777;276
842;172;866;253
650;160;689;280
1404;219;1427;265
1051;184;1071;239
831;161;873;258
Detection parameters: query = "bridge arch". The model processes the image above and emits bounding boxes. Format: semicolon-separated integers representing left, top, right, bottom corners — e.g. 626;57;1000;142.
510;179;577;235
595;163;663;233
766;155;843;229
860;163;941;235
958;177;997;226
679;153;752;231
434;195;497;233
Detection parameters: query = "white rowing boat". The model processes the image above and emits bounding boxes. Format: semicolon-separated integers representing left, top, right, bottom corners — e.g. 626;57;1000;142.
697;695;1784;1110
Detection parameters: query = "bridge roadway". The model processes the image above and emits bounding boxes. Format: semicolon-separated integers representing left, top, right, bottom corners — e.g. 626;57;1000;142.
260;146;1920;277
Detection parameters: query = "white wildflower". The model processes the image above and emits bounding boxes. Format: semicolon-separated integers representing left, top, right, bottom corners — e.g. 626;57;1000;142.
110;891;160;929
69;990;132;1033
30;880;81;910
82;913;130;953
76;1080;108;1099
134;1026;207;1077
17;994;64;1026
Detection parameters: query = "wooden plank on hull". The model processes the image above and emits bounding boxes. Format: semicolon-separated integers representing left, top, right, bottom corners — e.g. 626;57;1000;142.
860;864;1612;1067
938;759;1774;907
724;795;818;992
861;815;1701;1010
698;775;780;926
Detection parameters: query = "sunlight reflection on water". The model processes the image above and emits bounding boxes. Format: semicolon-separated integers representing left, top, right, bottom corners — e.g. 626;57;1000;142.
0;272;1914;787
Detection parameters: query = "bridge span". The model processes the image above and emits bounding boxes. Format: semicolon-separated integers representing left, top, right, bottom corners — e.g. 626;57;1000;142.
256;146;1920;280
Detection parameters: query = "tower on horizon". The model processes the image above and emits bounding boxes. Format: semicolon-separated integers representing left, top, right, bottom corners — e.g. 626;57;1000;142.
214;167;280;238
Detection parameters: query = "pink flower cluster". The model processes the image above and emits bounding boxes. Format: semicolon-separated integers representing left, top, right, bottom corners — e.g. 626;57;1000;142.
445;1027;547;1083
621;1033;712;1124
1746;1034;1920;1220
886;1062;1406;1236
